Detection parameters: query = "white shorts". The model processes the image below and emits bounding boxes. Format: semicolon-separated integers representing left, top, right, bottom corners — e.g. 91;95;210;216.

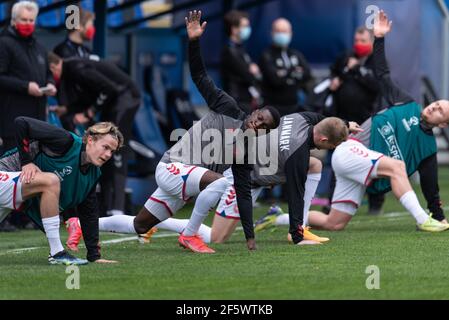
0;171;23;223
144;162;209;220
331;139;384;215
215;168;264;220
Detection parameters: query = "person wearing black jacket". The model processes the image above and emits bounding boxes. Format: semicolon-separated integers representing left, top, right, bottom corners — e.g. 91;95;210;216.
48;54;141;219
328;26;383;215
0;1;56;153
75;10;280;253
308;10;449;231
329;26;380;125
0;117;123;263
53;8;97;60
0;1;56;232
221;10;262;114
259;18;312;116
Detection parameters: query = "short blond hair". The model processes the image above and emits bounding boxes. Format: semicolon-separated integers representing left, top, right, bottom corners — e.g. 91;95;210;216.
11;1;39;23
83;122;124;148
315;117;349;145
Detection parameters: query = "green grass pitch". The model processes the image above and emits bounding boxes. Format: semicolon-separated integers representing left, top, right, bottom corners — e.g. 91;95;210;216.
2;167;449;300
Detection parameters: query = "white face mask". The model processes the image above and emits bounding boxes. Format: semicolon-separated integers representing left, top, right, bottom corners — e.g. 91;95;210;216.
273;32;292;47
239;26;252;41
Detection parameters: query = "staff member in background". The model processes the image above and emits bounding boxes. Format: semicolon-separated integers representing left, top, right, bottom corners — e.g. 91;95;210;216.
0;1;56;232
328;26;383;215
48;53;140;224
53;8;98;60
259;18;312;117
221;10;262;114
329;26;379;125
0;1;56;153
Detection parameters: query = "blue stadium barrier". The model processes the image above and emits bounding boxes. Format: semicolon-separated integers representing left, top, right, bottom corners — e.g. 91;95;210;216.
47;111;63;128
134;2;147;29
46;97;63;128
127;94;167;203
0;3;6;21
80;0;94;12
36;0;62;27
133;93;167;156
108;0;124;28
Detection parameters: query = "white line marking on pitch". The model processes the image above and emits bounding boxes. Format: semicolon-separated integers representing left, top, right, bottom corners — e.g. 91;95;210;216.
0;232;181;256
1;206;448;256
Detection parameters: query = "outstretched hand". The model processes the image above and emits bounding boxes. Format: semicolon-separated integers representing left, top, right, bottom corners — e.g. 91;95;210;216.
373;10;392;38
185;10;207;40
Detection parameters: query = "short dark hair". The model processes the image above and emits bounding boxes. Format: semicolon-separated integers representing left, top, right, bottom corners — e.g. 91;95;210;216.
262;106;281;129
355;26;374;41
223;10;248;37
48;52;62;65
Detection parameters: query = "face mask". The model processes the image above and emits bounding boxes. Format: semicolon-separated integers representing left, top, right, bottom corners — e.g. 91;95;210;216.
53;73;60;86
84;25;96;41
273;32;291;48
239;26;252;41
353;43;373;57
15;23;35;38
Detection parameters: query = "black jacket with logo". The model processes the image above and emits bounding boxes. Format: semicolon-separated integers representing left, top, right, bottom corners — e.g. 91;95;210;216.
330;52;380;124
53;37;92;59
259;45;312;107
58;58;140;121
0;26;53;143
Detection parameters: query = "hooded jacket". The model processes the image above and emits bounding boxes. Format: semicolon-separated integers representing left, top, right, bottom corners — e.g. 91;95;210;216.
0;26;53;144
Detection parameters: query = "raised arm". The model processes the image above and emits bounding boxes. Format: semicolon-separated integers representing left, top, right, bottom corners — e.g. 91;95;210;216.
186;10;242;119
372;10;413;106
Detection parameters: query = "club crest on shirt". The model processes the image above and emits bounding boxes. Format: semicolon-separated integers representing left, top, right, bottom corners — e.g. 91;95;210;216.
54;166;73;181
401;116;419;132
